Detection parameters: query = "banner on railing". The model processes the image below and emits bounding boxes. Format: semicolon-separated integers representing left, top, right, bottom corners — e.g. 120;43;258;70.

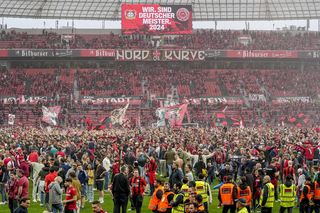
248;94;267;102
0;49;318;60
272;96;312;104
115;49;205;61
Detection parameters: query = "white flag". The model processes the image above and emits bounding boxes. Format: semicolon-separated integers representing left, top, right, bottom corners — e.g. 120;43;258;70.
42;106;61;126
110;103;129;125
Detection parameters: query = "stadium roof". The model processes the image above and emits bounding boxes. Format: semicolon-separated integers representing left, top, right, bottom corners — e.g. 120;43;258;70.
0;0;320;21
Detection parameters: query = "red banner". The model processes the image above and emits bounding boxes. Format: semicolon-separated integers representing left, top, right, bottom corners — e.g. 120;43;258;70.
226;50;298;58
0;49;8;57
80;49;115;57
121;4;192;35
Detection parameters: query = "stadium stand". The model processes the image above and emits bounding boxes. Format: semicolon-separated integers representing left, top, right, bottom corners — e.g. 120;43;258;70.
1;29;320;50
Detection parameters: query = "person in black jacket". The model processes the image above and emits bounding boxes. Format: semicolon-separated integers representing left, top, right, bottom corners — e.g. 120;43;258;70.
169;162;183;189
112;165;130;213
13;197;30;213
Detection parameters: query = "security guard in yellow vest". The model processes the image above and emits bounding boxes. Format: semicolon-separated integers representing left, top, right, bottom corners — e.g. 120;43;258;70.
236;198;249;213
279;175;296;213
170;182;184;213
260;175;275;213
195;173;212;212
181;177;189;202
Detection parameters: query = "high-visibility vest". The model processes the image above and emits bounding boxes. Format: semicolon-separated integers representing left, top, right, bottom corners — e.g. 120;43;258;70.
220;183;235;205
181;184;189;201
260;182;275;208
172;193;184;213
279;184;296;207
238;207;249;213
195;180;208;203
157;191;174;212
315;182;320;200
237;186;252;206
148;186;164;211
300;185;313;201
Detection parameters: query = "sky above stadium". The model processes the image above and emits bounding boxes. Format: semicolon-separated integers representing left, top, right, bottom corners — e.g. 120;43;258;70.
2;18;319;31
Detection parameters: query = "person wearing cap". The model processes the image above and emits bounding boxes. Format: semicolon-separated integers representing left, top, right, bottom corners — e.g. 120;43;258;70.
236;198;249;213
259;175;274;213
148;179;164;212
157;182;174;213
299;177;313;213
219;175;237;213
279;175;296;213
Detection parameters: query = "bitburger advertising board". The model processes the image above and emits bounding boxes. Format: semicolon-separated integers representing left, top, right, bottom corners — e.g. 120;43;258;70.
121;4;192;35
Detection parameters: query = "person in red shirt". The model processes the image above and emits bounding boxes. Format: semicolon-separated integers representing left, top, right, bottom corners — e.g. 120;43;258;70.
19;159;30;178
56;148;65;158
45;167;58;208
145;156;157;196
7;172;18;213
130;168;146;213
28;149;39;163
63;178;77;213
16;169;29;200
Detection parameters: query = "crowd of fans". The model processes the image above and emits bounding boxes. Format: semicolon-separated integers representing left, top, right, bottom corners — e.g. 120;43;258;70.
1;29;320;50
0;126;318;212
1;62;320;128
2;65;320;99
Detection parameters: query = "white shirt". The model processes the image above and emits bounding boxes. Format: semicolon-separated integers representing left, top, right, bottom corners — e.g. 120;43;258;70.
102;157;111;172
31;162;44;180
298;174;305;189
